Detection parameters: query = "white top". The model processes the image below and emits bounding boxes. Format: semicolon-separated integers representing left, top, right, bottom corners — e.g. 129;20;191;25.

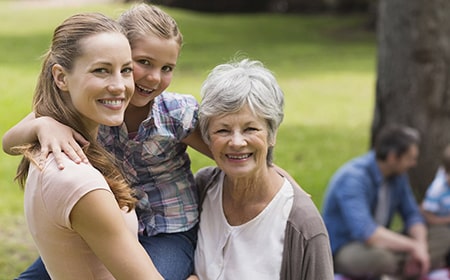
195;173;294;280
422;167;450;216
25;154;138;280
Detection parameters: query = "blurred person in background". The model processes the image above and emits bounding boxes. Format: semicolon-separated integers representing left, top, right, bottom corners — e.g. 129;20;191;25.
421;144;450;270
322;124;430;279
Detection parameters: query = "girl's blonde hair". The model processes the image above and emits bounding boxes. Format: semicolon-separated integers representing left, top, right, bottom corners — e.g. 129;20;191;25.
118;3;183;49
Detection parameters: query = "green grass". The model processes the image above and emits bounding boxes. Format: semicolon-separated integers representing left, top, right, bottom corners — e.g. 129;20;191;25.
0;1;375;277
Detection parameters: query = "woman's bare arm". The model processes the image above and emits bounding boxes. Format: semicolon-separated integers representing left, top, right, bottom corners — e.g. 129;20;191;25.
182;126;213;158
71;190;163;280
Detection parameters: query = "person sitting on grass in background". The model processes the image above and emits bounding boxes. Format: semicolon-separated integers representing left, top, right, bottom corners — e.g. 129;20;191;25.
10;12;162;280
2;3;210;280
193;58;334;280
322;124;430;279
421;144;450;270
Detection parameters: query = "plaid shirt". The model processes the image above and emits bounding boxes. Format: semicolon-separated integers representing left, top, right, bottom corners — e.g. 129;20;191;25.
98;92;199;236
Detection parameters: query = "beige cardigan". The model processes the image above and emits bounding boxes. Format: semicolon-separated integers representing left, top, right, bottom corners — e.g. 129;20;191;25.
195;166;334;280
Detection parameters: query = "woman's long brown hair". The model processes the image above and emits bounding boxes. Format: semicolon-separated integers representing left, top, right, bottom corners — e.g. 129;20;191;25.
14;13;136;211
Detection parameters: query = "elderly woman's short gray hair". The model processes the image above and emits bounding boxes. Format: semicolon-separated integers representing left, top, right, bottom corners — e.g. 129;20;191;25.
199;58;285;165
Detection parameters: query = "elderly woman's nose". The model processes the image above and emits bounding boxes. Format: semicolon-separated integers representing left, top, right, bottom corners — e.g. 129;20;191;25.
229;132;246;146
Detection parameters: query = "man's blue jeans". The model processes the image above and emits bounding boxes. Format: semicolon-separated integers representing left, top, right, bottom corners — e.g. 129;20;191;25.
15;226;198;280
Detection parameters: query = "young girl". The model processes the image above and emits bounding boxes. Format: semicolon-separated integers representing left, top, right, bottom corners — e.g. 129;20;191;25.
3;4;210;280
11;12;162;280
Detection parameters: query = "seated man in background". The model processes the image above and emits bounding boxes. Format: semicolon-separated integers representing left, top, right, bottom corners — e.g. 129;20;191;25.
322;124;430;279
421;144;450;270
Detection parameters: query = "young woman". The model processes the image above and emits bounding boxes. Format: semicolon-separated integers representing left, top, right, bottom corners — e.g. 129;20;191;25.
11;12;162;280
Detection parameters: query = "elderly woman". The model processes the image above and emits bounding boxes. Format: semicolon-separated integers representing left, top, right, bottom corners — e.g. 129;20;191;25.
194;58;334;280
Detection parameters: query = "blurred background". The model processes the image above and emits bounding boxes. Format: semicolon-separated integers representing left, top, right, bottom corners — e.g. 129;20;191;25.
1;0;449;278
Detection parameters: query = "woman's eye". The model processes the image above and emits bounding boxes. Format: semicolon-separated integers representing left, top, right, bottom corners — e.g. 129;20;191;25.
122;67;133;74
93;68;108;74
245;127;258;132
215;129;229;134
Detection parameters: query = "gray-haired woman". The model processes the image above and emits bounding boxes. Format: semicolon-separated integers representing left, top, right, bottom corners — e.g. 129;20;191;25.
193;58;334;280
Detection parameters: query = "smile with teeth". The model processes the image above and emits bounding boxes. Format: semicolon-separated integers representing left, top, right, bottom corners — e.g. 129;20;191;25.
226;153;252;160
98;99;125;110
136;84;155;95
99;99;124;106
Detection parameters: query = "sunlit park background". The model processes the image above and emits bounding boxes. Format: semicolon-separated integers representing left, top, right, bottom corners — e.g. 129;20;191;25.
0;0;375;277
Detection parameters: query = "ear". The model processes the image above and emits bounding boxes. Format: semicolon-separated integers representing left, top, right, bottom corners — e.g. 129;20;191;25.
52;64;68;91
386;151;398;164
269;130;278;147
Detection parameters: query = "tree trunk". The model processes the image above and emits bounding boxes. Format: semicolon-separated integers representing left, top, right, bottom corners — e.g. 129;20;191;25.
372;0;450;199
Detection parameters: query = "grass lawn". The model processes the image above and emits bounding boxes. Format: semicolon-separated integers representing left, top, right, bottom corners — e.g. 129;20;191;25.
0;1;375;277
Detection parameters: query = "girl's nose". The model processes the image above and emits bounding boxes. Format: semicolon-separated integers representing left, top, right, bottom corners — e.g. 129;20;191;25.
146;69;161;84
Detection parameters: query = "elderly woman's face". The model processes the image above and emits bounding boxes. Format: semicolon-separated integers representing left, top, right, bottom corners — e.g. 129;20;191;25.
207;104;270;178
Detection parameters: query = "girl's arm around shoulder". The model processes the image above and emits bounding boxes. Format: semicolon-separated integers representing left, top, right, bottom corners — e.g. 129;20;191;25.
70;190;163;280
182;126;213;158
2;112;88;169
3;112;38;154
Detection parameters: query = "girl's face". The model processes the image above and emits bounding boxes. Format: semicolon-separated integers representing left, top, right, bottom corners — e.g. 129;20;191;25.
55;32;134;134
129;35;180;108
207;105;272;179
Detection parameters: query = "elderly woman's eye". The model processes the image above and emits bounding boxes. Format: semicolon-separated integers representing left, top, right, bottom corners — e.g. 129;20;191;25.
215;129;229;134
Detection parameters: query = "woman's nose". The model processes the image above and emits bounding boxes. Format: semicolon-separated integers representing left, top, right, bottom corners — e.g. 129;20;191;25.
107;79;126;95
229;132;247;147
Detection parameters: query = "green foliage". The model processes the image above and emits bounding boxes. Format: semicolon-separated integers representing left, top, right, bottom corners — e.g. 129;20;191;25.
0;1;375;277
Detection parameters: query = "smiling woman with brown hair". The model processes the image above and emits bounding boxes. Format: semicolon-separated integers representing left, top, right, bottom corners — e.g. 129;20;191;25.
12;12;162;280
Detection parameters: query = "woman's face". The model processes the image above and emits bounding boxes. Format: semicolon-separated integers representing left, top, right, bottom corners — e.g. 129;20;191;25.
207;105;271;179
60;32;134;133
129;35;180;108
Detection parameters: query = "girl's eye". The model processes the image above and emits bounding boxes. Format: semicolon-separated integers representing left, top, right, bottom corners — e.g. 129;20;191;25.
138;59;150;66
162;65;173;73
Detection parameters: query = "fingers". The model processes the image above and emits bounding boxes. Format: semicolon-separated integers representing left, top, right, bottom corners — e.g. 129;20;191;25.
33;117;90;168
38;146;66;170
72;130;89;149
38;148;49;169
51;145;66;170
71;130;89;164
63;140;89;165
39;140;89;170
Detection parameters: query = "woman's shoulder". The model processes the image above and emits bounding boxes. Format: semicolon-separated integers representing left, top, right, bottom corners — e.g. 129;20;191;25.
195;166;222;205
287;183;328;238
40;155;108;191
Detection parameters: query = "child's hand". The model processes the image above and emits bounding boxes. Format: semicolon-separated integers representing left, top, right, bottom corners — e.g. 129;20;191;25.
36;116;89;169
